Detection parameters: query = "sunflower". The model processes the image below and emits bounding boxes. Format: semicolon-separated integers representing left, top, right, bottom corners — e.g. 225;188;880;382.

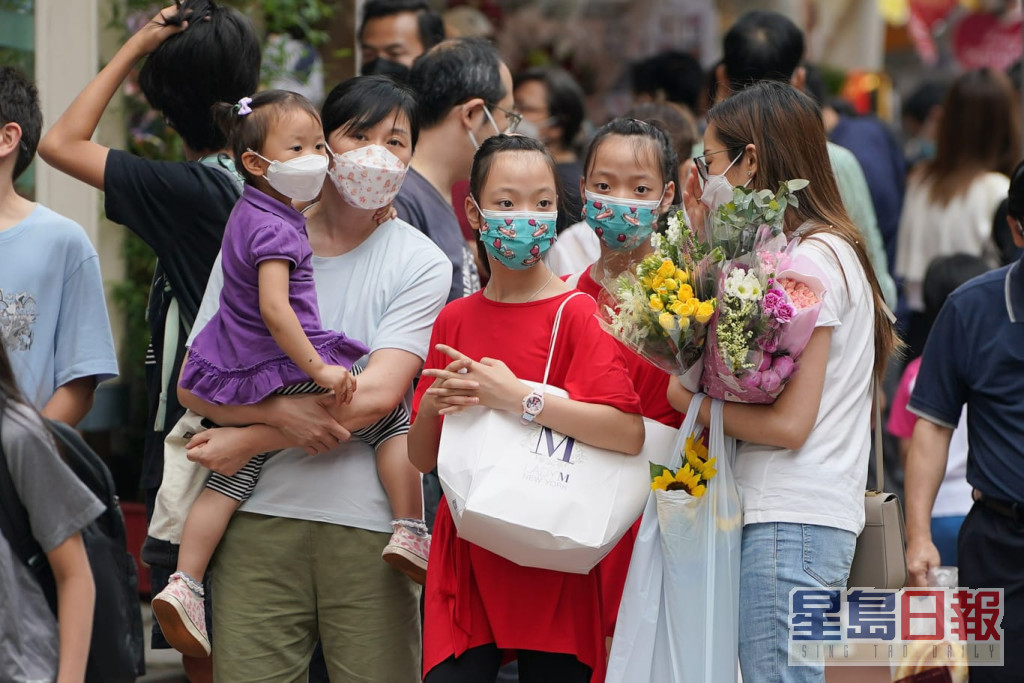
651;470;677;491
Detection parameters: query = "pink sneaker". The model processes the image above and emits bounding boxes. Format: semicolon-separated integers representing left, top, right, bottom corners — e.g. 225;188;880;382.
382;522;430;585
152;572;211;657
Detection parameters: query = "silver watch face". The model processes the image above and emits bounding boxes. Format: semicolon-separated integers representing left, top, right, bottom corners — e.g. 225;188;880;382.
524;393;544;414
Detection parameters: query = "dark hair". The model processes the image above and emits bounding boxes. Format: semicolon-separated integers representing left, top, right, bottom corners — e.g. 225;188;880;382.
921;68;1021;205
902;80;948;125
321;75;420;149
626;101;698;189
923;254;990;320
139;0;261;153
630;50;704;112
469;134;561;207
722;10;804;91
513;67;586;150
0;66;41;181
359;0;445;53
213;90;321;186
582;117;677;191
1008;159;1024;221
708;81;898;382
409;37;505;129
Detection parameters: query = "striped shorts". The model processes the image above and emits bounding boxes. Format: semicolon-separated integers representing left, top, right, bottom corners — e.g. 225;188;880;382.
205;368;411;502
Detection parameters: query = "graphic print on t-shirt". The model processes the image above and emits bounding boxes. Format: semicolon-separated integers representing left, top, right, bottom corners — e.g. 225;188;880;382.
0;289;37;351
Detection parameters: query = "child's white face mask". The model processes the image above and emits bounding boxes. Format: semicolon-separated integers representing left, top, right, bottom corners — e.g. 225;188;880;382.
249;150;329;202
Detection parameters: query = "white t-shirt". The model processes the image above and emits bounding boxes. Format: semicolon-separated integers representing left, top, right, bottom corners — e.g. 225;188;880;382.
895;171;1007;311
734;233;874;535
189;218;451;532
544;220;601;278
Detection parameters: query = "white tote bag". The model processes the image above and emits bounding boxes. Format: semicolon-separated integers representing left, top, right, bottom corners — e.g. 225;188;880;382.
437;293;678;574
606;392;743;683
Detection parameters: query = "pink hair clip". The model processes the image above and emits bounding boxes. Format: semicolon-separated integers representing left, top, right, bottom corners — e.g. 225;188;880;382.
235;96;253;116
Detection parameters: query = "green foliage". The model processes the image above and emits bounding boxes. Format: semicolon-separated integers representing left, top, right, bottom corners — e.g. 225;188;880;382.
708;179;809;260
261;0;334;46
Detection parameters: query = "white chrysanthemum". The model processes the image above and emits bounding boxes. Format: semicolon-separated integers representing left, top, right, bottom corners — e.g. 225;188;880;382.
665;212;683;246
650;231;664;251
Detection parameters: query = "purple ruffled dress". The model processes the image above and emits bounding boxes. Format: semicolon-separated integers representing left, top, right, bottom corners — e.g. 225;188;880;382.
180;185;369;405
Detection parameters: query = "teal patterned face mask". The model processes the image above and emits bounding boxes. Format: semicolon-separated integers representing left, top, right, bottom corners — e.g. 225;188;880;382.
583;189;663;250
473;200;558;270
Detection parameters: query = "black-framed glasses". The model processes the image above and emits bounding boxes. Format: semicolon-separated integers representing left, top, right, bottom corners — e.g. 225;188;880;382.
695;148;743;182
490;104;523;134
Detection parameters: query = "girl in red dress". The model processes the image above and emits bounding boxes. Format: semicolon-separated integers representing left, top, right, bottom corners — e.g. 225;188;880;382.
571;118;684;642
409;134;645;683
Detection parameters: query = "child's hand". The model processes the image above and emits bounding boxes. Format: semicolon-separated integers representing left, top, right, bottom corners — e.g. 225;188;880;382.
311;364;357;406
682;164;708;238
372;204;397;225
130;4;191;56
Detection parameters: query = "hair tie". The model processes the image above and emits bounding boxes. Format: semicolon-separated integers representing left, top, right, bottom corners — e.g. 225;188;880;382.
234;96;253;116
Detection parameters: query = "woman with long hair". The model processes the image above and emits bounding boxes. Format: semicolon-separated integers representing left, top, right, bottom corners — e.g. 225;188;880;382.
0;341;101;682
672;80;899;682
895;68;1021;354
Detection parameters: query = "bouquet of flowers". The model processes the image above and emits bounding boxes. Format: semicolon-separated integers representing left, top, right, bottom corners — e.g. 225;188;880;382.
700;180;829;404
649;431;717;497
598;208;718;386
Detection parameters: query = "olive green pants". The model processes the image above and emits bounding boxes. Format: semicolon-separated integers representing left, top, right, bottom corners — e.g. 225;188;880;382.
211;513;421;682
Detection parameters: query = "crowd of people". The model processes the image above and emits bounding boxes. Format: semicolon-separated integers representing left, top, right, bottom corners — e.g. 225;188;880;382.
1;0;1022;682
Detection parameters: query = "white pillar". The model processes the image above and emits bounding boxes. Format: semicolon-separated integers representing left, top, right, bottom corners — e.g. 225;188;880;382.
34;0;100;243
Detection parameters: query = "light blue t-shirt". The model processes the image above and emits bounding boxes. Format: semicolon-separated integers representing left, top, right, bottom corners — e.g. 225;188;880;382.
0;205;118;407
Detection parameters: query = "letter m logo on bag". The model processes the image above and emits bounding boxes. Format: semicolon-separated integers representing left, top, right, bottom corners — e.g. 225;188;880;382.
531;427;576;464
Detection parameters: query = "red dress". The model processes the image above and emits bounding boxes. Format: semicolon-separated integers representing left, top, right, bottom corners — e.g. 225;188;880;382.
413;290;642;682
572;267;684;641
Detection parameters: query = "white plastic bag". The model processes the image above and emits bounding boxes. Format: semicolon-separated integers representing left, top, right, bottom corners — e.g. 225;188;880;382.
606;392;743;683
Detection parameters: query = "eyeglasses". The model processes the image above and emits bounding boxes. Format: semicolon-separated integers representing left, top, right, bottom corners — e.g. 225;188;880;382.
490;104;523;134
694;148;743;182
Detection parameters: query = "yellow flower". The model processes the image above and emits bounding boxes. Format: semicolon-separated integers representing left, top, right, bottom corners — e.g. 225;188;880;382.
690;484;707;497
676;298;698;317
695;301;715;324
677;284;694;301
657;259;676;279
675;463;701;491
664;278;678;291
652;275;665;290
658;312;676;332
641;276;654;289
669;299;685;316
649;295;664;311
678;316;690;331
685;434;709;460
675;268;689;283
651;470;676;491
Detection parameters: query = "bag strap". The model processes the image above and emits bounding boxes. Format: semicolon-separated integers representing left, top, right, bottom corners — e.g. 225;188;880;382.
153;291;184;432
873;379;884;492
539;292;586;391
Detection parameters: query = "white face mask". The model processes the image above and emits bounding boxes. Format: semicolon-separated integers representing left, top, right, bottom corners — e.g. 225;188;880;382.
327;144;408;210
515;116;555;141
700;152;750;211
249;150;328;202
467;106;503;151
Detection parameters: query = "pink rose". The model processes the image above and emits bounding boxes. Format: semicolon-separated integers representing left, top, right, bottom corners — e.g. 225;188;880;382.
760;368;783;393
759;334;779;353
741;371;762;389
772;355;796;380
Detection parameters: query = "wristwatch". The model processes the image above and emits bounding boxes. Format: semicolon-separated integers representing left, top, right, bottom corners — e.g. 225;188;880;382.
521;390;545;425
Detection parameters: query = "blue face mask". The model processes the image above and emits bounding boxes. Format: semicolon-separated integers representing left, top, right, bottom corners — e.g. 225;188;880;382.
473;201;558;269
583;189;664;250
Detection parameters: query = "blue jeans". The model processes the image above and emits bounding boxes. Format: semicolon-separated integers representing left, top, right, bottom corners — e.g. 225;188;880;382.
739;522;857;683
930;515;964;566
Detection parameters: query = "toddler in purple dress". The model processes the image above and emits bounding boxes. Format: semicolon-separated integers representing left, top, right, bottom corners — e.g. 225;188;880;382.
152;91;429;658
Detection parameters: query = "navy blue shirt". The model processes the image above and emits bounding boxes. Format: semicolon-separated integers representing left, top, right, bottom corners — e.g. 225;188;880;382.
909;258;1024;502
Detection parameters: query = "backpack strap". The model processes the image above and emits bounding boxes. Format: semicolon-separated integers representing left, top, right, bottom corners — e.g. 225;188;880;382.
153;288;189;432
0;405;59;612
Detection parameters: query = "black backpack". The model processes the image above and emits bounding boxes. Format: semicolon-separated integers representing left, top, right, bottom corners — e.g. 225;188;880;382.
0;410;144;682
